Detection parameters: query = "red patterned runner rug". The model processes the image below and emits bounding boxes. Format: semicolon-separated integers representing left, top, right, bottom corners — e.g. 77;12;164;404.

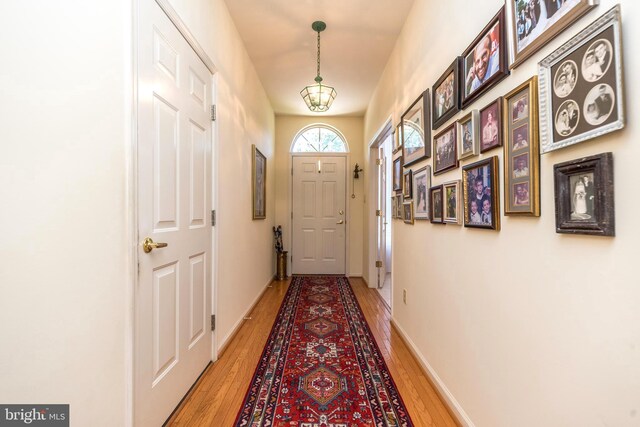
234;276;414;427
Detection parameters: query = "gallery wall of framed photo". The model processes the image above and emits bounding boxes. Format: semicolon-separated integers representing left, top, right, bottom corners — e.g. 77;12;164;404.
363;0;638;425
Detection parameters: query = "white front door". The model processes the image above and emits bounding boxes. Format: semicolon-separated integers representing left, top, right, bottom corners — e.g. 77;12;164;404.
376;147;387;288
292;156;346;275
136;0;213;425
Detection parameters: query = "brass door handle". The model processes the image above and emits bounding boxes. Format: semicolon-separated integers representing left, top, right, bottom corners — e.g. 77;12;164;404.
143;237;168;253
336;220;344;224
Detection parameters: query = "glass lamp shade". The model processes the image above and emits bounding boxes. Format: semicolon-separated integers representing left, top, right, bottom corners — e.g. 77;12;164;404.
300;82;337;112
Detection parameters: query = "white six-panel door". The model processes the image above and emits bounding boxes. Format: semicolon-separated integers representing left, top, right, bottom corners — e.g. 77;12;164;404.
292;156;346;275
136;0;212;425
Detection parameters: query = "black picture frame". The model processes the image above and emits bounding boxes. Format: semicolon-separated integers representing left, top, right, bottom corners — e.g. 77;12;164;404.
479;96;504;153
461;7;509;109
433;122;459;175
432;58;462;130
430;185;444;224
403;169;413;199
462;156;501;230
402;90;431;167
553;152;614;236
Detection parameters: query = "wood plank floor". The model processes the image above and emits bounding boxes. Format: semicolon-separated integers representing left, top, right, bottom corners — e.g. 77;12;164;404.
166;277;457;426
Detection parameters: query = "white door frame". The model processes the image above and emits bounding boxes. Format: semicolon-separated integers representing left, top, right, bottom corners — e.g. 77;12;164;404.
289;152;351;276
367;117;393;292
127;0;218;425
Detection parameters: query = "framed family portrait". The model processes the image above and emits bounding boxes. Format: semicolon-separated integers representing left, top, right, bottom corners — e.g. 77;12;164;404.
252;144;266;220
443;180;462;225
429;185;444;224
402;90;431;167
553;152;614;236
539;5;624;153
432;58;462;130
503;77;540;216
393;156;403;192
403;201;415;225
403;169;413;199
462;7;509;108
507;0;599;69
479;97;503;153
433;123;459;175
457;110;479;160
413;166;431;220
462;156;500;230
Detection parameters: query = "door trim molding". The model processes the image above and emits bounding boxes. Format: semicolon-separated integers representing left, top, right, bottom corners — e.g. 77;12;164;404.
153;0;217;74
289;152;351;276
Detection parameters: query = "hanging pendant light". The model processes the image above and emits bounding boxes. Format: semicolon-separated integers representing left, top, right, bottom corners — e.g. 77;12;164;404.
300;21;337;112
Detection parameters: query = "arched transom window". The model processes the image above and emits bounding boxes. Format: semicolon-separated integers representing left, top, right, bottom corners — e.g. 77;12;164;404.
291;125;348;153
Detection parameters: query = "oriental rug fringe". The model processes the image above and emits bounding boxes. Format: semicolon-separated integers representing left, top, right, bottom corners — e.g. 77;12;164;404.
234;276;413;427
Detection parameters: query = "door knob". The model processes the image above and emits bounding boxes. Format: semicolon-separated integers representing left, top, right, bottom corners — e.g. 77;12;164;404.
143;237;168;253
338;210;344;215
336;220;344;224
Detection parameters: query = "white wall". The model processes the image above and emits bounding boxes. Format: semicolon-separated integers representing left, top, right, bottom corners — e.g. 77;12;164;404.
0;1;131;425
164;0;276;350
364;0;640;425
274;115;365;277
0;0;274;425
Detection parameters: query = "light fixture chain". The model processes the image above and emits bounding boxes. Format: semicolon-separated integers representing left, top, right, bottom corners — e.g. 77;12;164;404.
316;30;321;79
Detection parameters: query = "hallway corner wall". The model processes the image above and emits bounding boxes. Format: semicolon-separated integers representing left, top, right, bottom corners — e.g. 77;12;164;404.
364;0;640;425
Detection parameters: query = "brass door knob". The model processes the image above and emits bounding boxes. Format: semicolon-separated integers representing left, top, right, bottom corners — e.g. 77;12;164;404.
336;220;344;224
143;237;168;253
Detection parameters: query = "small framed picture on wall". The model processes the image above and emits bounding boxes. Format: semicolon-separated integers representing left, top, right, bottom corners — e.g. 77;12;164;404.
462;156;500;230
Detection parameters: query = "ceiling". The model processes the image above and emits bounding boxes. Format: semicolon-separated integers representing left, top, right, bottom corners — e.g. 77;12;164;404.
223;0;415;116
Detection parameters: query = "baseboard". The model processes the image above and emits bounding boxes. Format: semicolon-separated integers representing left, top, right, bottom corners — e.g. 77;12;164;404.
217;275;275;357
390;318;475;427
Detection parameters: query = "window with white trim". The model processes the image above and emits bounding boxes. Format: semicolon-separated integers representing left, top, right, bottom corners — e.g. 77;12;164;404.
291;126;348;153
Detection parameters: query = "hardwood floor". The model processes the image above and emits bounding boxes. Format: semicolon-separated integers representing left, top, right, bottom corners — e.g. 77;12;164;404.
166;277;457;426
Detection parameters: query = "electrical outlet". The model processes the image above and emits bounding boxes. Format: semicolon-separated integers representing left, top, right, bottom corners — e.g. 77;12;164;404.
403;289;407;304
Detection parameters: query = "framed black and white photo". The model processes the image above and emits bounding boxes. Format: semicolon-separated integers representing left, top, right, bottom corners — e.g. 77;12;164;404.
539;6;624;153
402;90;431;167
413;166;431;220
432;58;462;130
252;144;266;220
553;152;614;236
461;7;509;108
433;123;458;175
507;0;599;69
457;110;479;160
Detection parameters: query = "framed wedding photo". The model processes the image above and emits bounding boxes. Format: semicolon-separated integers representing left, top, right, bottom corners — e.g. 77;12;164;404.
393;156;403;192
503;77;540;216
433;123;459;175
539;5;624;154
429;185;444;224
479;97;503;153
461;7;509;108
402;90;431;167
432;58;462;130
252;144;266;220
457;110;479;160
507;0;598;69
553;152;614;236
443;180;462;225
403;169;413;199
413;166;431;220
462;156;500;230
403;201;415;225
